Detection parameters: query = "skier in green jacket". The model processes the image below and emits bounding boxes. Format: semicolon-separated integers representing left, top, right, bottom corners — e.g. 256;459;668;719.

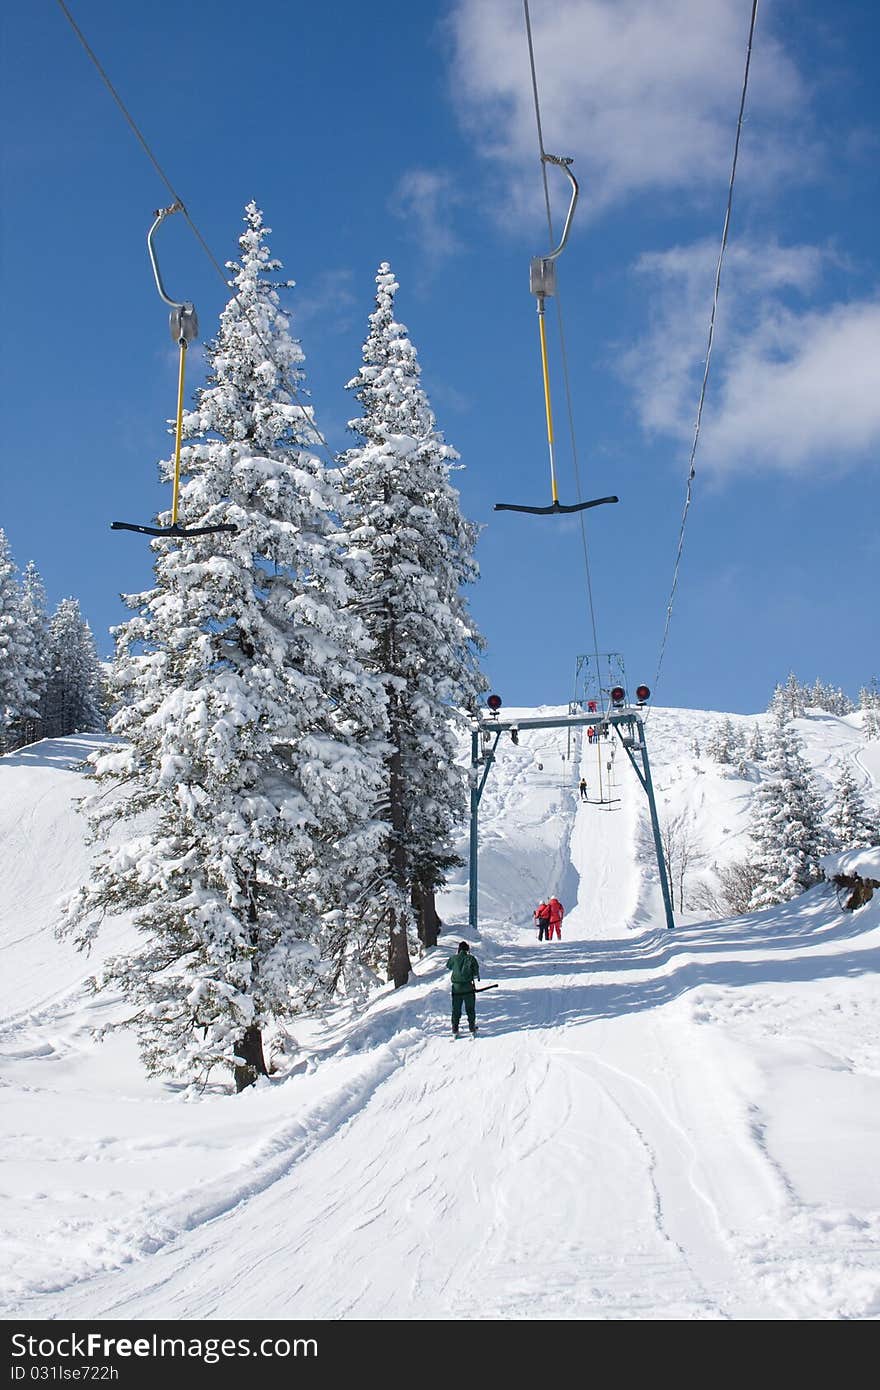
447;941;480;1036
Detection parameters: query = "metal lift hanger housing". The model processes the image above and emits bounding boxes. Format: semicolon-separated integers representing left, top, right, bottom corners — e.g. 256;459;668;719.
111;202;235;539
495;155;618;518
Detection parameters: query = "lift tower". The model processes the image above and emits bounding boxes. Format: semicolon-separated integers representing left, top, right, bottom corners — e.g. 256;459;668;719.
468;685;674;935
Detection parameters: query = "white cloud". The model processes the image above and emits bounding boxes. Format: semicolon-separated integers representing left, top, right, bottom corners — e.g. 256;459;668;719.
449;0;808;223
621;238;880;474
636;240;828;297
390;168;463;265
293;269;358;335
702;298;880;472
431;380;474;414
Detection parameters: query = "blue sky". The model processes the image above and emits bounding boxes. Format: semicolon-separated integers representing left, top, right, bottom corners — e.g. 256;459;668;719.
1;0;878;714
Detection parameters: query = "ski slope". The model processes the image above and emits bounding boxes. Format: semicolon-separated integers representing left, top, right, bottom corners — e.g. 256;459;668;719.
2;712;880;1321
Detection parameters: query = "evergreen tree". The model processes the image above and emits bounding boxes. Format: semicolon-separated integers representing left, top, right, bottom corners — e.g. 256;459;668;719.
40;598;104;740
340;263;485;977
60;203;389;1087
706;716;744;765
859;679;880;741
0;530;29;751
807;678;855;716
747;724;765;761
14;562;50;746
705;721;728;763
768;671;807;721
829;761;878;849
748;713;830;908
834;687;856;716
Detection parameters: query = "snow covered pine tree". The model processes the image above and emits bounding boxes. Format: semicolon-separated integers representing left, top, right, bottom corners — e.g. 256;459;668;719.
706;716;745;766
40;597;105;741
15;561;51;747
747;724;765;761
859;680;880;741
340;263;485;981
830;760;879;849
748;711;830;908
0;530;30;752
768;672;808;722
60;203;389;1089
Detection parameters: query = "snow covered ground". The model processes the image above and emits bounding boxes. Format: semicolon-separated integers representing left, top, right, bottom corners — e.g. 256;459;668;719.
2;710;880;1320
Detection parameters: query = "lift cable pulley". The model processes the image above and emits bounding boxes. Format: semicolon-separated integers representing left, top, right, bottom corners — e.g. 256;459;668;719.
111;203;236;539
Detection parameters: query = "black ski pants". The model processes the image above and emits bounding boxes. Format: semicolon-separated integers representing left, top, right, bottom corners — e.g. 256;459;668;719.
452;990;476;1031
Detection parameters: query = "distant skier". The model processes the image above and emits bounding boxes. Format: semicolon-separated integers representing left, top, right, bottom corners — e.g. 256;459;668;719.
547;895;564;940
447;941;481;1036
535;900;551;941
579;778;588;801
587;726;595;744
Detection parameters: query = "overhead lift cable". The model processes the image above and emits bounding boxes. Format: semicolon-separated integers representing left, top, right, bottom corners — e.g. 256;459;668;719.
519;0;607;711
650;0;760;705
495;1;618;524
55;0;337;471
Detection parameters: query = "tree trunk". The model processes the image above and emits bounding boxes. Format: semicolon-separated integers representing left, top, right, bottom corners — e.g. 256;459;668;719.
412;880;441;948
388;907;412;989
387;707;412;988
233;1025;268;1092
382;597;411;988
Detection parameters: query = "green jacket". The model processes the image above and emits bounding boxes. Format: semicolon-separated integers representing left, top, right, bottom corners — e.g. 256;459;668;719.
447;951;480;995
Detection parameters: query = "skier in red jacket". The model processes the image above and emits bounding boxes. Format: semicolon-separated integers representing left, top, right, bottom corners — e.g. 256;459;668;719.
547;896;564;940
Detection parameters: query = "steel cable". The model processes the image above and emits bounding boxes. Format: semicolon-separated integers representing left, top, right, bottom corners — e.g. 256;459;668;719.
650;0;760;708
56;0;336;467
523;0;605;711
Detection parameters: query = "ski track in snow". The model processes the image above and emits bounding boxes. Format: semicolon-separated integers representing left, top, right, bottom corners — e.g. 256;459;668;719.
2;713;880;1320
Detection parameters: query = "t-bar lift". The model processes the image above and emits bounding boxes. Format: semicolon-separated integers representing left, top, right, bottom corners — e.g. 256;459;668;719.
467;694;675;934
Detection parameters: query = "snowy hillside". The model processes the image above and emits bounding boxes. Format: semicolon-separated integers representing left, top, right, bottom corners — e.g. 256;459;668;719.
2;710;880;1320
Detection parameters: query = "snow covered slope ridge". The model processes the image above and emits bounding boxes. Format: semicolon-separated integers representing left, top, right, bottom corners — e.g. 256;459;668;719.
2;711;880;1321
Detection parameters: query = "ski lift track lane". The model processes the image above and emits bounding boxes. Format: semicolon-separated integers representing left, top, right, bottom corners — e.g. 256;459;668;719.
432;1027;581;1305
500;730;788;1314
431;984;737;1316
249;1032;527;1315
572;1053;714;1308
543;1037;783;1318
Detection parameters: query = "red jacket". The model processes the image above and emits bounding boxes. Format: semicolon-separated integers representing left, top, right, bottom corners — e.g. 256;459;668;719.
535;902;551;922
548;897;564;924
